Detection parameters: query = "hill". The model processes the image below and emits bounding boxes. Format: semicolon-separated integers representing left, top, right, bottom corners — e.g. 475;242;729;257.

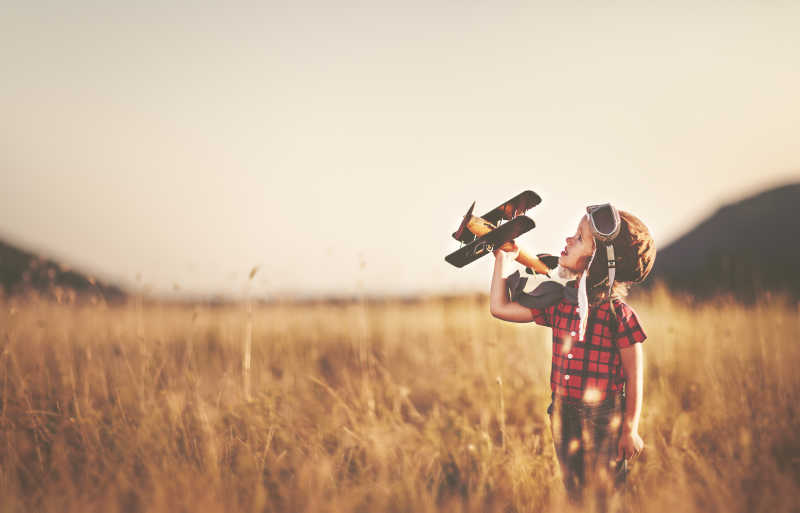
0;238;125;303
650;182;800;299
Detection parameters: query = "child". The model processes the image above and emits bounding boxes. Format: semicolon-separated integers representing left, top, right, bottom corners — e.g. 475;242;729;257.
489;204;656;510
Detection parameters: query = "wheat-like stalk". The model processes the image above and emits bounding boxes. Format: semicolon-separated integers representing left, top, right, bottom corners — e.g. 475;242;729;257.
0;290;798;512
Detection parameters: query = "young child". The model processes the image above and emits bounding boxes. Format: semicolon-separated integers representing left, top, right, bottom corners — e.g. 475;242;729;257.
489;204;656;509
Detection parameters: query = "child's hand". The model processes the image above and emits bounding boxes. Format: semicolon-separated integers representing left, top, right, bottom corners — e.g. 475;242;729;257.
493;242;519;258
617;431;644;461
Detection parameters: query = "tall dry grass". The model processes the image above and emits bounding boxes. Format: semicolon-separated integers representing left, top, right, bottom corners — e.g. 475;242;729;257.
0;289;799;512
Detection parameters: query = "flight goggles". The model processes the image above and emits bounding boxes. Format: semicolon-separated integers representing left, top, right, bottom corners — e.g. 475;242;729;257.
586;203;622;294
586;203;621;242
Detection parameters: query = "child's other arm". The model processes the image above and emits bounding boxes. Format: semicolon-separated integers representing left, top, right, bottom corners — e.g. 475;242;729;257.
489;246;536;323
618;343;645;460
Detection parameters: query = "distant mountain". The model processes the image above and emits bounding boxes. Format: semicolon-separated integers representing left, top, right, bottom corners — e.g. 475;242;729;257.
650;182;800;300
0;238;125;303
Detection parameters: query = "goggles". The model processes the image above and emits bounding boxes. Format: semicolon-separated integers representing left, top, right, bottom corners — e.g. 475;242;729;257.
586;203;622;296
587;203;621;242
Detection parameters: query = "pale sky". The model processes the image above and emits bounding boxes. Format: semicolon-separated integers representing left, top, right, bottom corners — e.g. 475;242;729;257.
2;1;799;298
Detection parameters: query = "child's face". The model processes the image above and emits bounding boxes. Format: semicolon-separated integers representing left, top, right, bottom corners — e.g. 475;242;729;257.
558;216;596;273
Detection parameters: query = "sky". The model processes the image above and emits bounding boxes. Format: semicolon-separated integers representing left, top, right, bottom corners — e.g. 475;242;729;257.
1;1;799;298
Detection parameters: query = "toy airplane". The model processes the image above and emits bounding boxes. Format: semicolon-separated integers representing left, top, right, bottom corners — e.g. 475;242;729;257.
445;190;559;274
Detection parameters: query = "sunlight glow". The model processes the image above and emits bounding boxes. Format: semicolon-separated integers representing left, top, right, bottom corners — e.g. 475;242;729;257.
568;438;581;455
583;387;602;404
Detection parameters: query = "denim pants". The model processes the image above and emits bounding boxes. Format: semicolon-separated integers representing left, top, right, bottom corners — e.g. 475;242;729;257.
547;391;628;507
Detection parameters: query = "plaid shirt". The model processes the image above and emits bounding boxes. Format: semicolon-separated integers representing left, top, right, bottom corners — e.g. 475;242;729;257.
530;298;646;402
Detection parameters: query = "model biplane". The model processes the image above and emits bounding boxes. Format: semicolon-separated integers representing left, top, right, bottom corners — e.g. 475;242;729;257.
444;190;559;274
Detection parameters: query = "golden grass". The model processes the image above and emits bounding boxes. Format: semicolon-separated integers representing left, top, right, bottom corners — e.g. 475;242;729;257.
1;289;799;512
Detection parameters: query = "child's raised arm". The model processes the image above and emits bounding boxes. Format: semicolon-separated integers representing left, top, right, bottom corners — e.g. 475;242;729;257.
489;246;537;323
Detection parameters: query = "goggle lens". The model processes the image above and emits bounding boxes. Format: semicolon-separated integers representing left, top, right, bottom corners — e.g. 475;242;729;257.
591;206;616;235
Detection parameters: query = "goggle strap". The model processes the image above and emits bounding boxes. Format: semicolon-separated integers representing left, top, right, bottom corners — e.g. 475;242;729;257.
605;245;616;296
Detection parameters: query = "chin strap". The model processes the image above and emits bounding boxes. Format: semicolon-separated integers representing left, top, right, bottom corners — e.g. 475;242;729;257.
578;243;617;342
577;248;596;342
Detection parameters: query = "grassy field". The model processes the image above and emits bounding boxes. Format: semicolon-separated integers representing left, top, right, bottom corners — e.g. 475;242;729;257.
1;288;799;512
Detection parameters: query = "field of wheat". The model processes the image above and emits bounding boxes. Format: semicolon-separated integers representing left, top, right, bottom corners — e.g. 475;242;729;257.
0;288;799;513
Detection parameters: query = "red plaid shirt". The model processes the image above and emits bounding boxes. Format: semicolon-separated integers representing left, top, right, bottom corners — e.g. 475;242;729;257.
529;298;646;402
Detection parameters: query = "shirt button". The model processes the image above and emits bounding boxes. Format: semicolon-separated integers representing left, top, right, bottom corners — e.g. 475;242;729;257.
564;374;570;380
570;331;577;337
567;353;573;359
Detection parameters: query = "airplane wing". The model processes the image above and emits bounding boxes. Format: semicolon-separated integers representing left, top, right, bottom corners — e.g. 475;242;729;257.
445;216;535;268
480;190;541;227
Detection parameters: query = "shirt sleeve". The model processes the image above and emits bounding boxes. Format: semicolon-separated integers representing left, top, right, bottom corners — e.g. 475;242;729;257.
614;302;647;348
529;304;555;328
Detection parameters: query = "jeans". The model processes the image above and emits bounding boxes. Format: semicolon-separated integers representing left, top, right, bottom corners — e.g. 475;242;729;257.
547;391;628;509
